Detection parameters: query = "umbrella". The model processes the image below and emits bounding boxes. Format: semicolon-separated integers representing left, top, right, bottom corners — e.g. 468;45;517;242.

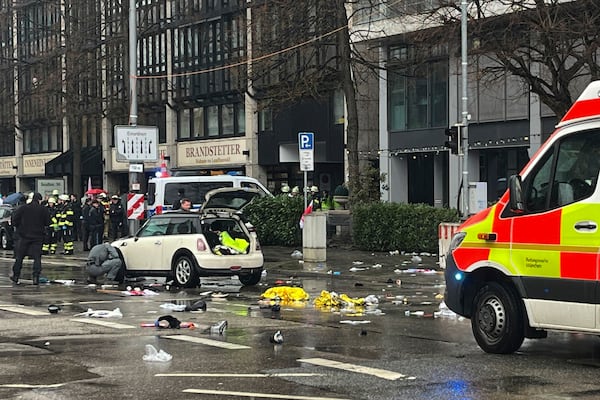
3;192;25;205
85;188;106;195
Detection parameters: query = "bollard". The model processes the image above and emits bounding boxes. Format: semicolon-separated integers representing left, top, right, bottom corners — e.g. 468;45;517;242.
302;212;326;263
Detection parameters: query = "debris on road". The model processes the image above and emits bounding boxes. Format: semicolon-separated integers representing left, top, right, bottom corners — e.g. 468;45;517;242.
261;286;309;302
270;330;284;344
143;344;172;362
74;308;123;318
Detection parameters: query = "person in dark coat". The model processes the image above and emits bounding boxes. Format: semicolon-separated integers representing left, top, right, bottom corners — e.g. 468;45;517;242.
81;198;92;251
88;199;105;248
108;195;125;240
10;192;51;285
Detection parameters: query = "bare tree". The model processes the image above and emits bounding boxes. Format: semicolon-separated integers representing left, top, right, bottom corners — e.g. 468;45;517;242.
418;0;600;118
249;0;383;204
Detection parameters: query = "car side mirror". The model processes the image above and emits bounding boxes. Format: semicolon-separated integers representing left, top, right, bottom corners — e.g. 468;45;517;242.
509;175;525;213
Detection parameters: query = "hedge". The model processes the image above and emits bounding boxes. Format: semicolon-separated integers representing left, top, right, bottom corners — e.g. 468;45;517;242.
245;196;460;252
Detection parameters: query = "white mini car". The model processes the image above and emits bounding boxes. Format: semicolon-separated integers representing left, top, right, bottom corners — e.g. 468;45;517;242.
113;188;264;287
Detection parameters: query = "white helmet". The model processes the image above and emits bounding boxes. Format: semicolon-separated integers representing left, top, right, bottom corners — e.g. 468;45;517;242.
58;194;69;201
311;185;319;193
48;197;56;204
281;185;290;193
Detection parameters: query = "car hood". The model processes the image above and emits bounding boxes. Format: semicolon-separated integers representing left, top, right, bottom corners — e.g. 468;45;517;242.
200;187;262;213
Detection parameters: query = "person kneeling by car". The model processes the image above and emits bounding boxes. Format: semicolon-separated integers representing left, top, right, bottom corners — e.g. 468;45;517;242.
86;242;124;285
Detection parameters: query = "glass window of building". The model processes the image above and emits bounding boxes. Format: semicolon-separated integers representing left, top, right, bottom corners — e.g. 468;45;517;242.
222;104;234;135
180;109;191;139
207;105;219;136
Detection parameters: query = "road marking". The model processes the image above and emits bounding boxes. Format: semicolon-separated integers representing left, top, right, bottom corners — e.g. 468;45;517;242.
70;318;136;329
163;334;250;349
297;358;405;381
0;383;65;389
183;389;349;399
0;305;48;316
157;373;325;378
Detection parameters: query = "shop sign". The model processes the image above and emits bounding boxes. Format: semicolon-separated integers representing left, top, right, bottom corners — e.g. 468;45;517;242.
0;157;16;176
177;138;246;167
23;153;61;176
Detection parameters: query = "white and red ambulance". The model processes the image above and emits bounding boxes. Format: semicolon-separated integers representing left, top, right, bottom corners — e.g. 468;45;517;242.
445;81;600;353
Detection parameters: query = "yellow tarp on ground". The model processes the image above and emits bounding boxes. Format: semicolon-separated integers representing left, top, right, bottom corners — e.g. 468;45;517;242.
260;286;310;302
314;290;365;310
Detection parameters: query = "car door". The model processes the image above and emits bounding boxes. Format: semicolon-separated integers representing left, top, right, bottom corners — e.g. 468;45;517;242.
511;130;600;330
124;216;170;272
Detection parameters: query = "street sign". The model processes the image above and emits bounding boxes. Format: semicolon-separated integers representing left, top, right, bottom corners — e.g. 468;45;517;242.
115;125;159;162
298;132;314;172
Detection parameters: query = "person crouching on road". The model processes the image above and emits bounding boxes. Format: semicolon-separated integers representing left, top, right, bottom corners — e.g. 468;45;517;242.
86;242;124;285
10;193;51;285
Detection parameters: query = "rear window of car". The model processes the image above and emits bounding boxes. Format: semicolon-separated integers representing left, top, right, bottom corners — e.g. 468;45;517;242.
165;182;234;206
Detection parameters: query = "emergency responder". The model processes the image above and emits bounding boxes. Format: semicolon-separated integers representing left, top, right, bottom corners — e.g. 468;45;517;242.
310;185;322;211
321;190;333;210
280;185;291;197
86;242;124;284
42;197;59;255
291;186;300;197
57;194;75;255
88;199;105;247
97;192;110;240
109;195;125;240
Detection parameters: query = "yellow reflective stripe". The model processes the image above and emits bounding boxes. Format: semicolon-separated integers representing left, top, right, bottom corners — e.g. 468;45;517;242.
462;241;599;253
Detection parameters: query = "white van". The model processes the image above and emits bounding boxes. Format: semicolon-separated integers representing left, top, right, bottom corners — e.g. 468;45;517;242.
146;175;271;216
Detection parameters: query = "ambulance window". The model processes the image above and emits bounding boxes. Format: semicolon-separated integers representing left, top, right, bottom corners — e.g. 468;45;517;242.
526;130;600;212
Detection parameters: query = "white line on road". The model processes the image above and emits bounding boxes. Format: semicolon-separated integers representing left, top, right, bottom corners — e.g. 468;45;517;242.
163;334;251;349
183;389;350;400
297;358;405;381
0;383;65;389
70;318;136;329
0;305;48;316
157;373;325;378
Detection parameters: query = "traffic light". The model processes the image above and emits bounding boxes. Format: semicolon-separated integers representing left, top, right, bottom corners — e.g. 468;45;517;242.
444;126;459;155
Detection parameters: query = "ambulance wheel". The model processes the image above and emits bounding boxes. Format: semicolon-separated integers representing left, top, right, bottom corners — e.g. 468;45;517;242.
472;282;524;354
173;255;200;288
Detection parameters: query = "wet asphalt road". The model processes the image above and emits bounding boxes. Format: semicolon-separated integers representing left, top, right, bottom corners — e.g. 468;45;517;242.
2;246;600;399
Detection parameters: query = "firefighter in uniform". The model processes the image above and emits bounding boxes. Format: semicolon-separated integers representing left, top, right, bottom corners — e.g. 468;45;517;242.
58;194;75;254
42;197;59;255
97;193;111;240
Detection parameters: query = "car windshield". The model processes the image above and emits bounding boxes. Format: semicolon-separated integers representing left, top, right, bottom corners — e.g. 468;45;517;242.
203;190;261;211
137;216;199;237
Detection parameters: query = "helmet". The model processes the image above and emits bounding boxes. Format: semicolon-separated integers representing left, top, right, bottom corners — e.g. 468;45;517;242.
291;186;300;194
111;195;119;200
310;185;319;193
52;189;59;196
98;193;107;199
58;194;69;201
48;197;56;204
281;185;290;193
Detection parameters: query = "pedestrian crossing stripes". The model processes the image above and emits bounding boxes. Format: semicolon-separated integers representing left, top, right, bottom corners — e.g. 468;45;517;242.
70;318;136;329
0;305;48;316
182;389;350;400
163;334;250;349
297;358;406;381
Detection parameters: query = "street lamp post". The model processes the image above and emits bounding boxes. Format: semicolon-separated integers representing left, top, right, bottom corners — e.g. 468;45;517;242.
460;0;470;219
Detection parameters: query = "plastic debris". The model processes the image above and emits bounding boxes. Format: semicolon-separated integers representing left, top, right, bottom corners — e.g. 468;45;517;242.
210;320;228;335
261;270;267;278
352;261;364;265
52;280;75;285
261;286;309;302
339;320;371;325
435;301;458;319
211;292;228;299
159;303;187;312
364;295;379;305
371;263;382;269
143;344;172;362
349;267;367;272
411;255;422;264
121;288;159;296
270;330;284;344
389;250;400;255
314;290;366;311
290;250;303;259
74;308;123;318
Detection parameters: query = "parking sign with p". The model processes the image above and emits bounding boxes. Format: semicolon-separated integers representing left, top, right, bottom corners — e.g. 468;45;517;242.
298;132;314;171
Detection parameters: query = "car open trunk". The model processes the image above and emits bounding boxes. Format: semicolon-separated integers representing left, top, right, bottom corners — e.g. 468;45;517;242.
200;216;252;255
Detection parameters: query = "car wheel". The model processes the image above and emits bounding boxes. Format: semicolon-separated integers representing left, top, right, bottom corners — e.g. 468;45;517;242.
471;282;525;354
173;254;200;288
0;231;8;250
238;271;262;286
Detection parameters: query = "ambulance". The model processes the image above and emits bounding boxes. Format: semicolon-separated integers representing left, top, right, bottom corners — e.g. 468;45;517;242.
445;80;600;353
